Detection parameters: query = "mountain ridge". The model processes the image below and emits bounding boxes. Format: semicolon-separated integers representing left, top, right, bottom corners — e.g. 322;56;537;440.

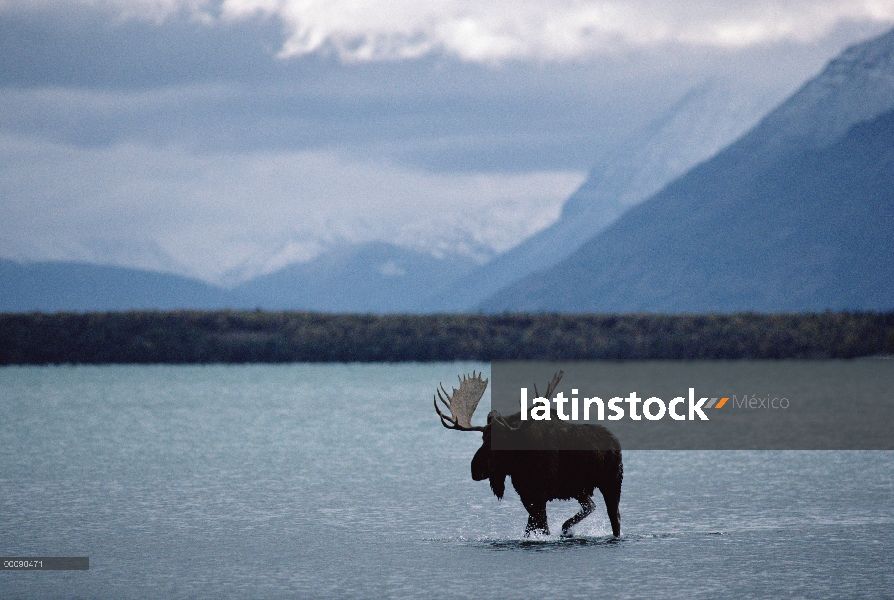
232;241;476;313
0;259;234;312
427;76;786;311
0;242;477;313
480;28;894;313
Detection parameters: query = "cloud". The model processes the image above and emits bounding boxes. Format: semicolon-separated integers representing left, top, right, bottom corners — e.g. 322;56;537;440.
7;0;893;62
2;1;891;283
228;1;894;61
0;0;211;21
0;56;704;172
0;134;585;283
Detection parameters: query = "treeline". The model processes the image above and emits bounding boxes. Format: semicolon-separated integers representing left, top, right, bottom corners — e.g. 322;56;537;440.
1;311;893;364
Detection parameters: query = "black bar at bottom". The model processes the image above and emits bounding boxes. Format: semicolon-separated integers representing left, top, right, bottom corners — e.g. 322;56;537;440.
1;557;89;570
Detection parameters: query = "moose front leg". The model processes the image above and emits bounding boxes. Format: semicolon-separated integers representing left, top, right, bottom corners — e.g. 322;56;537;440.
560;495;595;537
523;498;549;536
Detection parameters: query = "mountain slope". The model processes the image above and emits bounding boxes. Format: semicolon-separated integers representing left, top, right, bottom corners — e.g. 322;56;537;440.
0;259;235;312
426;77;787;311
233;242;476;312
482;29;894;313
1;242;478;313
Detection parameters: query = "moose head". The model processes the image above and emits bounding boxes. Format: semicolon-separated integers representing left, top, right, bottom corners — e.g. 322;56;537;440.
434;371;623;537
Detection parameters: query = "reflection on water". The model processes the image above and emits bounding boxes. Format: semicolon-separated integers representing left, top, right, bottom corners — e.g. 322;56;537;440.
474;535;624;551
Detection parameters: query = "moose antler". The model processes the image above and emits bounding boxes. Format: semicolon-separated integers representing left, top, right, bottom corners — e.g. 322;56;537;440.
434;371;488;432
533;370;564;401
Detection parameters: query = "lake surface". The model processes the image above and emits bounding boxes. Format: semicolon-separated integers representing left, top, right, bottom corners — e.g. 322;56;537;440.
1;363;892;598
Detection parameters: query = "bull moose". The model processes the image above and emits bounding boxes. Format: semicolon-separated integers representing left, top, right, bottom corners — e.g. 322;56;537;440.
434;371;622;537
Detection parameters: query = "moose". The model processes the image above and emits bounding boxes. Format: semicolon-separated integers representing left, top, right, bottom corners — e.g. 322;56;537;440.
434;371;622;537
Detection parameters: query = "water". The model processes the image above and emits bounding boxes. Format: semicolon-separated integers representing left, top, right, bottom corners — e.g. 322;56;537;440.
1;363;891;598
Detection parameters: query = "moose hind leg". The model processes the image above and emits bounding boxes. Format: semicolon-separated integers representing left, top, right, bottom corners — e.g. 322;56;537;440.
599;485;621;537
523;499;549;536
561;495;595;537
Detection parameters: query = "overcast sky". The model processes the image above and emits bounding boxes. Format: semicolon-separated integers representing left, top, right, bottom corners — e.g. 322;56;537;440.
2;1;893;284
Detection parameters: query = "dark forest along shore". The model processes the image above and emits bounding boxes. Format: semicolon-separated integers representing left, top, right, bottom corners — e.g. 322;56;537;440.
2;311;893;364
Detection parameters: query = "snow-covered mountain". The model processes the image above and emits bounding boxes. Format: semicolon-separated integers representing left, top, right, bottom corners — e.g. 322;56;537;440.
481;28;894;313
426;76;786;311
1;242;477;313
232;242;476;313
9;30;893;315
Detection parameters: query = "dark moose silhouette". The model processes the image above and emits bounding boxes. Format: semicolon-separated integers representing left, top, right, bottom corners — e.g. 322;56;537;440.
435;371;623;537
